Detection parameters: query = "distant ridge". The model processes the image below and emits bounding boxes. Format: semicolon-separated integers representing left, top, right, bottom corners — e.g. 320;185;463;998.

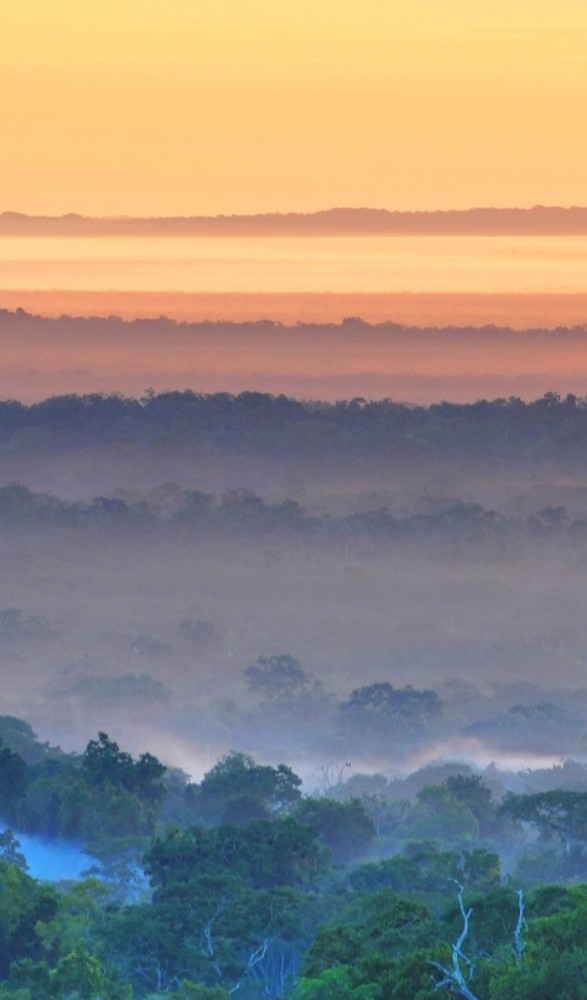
3;206;587;236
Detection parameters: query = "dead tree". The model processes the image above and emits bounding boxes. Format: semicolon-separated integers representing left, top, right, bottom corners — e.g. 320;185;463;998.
429;882;479;1000
430;885;526;999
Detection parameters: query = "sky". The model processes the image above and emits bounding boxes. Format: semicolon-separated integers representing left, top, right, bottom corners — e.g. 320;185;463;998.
2;0;587;215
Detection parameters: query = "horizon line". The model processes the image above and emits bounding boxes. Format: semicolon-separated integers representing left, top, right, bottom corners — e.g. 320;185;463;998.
3;205;587;221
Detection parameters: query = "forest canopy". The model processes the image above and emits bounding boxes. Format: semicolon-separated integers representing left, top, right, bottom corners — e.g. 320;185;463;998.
0;385;586;470
0;720;586;998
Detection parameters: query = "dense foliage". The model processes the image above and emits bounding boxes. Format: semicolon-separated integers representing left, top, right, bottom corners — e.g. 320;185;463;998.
0;722;586;996
1;384;587;464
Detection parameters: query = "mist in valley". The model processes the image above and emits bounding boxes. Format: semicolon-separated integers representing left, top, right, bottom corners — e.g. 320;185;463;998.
2;389;587;792
1;381;587;997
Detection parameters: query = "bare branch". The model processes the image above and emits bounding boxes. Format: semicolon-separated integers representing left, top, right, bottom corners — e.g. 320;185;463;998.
513;889;526;962
229;937;272;996
246;937;271;972
201;897;228;959
429;883;479;1000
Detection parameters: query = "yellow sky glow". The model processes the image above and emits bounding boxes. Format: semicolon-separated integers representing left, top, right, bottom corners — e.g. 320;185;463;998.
2;0;587;214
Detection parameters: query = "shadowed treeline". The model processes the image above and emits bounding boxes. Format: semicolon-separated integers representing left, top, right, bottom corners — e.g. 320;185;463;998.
0;388;587;463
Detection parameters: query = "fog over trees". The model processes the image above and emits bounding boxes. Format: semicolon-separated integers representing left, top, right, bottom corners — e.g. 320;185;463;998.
1;388;587;771
1;385;587;996
5;309;587;402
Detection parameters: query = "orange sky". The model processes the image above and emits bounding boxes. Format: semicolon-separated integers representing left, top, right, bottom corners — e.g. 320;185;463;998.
2;1;587;216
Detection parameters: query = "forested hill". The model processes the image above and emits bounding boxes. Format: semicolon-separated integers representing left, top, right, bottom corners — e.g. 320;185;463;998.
3;205;587;234
0;388;586;463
